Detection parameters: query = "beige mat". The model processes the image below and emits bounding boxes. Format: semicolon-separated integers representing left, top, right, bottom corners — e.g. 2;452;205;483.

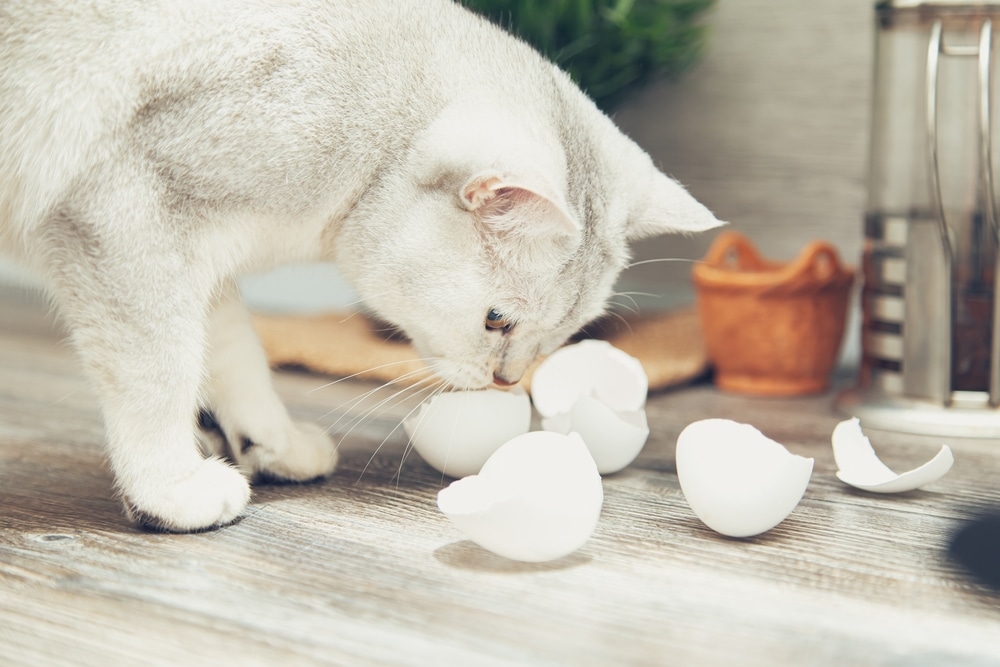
252;308;708;392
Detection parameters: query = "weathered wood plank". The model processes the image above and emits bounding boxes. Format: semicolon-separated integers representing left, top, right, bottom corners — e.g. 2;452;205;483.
2;288;1000;667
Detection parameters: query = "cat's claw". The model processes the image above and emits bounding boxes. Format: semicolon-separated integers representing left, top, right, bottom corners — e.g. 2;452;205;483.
121;457;251;532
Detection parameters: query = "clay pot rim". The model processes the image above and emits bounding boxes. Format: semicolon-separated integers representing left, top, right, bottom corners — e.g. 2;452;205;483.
692;231;854;292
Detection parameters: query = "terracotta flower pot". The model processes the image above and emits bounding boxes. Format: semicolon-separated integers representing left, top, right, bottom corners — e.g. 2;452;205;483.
692;231;855;396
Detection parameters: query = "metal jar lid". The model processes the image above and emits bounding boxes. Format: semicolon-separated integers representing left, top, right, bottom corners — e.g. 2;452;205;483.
877;0;1000;25
880;0;1000;6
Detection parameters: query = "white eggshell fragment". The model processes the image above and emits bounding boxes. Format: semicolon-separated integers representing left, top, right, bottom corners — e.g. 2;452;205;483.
541;395;649;474
404;387;531;478
531;340;647;418
831;418;954;493
676;419;814;538
437;431;604;562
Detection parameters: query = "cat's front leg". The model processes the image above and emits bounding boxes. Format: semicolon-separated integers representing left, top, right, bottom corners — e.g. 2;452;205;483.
200;286;339;483
47;248;251;532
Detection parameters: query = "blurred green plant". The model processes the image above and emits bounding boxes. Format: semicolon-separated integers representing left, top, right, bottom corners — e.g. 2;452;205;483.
460;0;715;111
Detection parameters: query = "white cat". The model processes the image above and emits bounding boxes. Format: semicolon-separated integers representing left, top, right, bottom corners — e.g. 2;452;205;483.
0;0;721;531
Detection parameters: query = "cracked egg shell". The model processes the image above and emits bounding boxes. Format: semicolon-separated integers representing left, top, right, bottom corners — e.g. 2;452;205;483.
437;431;604;562
832;418;954;493
530;340;648;418
404;387;531;478
541;395;649;474
676;419;814;538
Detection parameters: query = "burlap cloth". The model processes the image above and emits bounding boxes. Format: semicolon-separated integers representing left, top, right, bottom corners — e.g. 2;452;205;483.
252;308;707;391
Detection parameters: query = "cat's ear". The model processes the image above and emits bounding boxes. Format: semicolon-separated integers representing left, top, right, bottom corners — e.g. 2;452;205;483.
626;170;725;240
460;171;581;239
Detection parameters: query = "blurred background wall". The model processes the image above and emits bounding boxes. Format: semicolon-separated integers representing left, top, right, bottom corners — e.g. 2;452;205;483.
1;0;876;354
613;0;873;312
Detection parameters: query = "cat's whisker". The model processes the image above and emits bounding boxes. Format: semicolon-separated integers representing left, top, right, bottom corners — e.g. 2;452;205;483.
614;290;662;300
331;289;399;312
314;367;430;431
339;312;403;330
335;295;370;310
603;308;634;335
368;325;409;336
607;297;640;316
332;294;394;324
381;360;489;490
319;365;438;435
334;382;430;470
625;257;704;269
610;292;641;313
336;310;364;324
435;383;476;489
390;381;453;492
51;388;81;405
391;378;465;491
332;368;440;445
313;370;439;465
354;383;433;484
307;357;440;393
354;377;445;484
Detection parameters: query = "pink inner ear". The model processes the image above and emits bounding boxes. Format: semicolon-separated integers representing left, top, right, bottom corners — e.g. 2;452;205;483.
462;175;503;211
460;171;581;237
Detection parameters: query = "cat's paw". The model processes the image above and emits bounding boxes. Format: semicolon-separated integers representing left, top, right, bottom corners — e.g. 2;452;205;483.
240;420;339;483
122;457;251;532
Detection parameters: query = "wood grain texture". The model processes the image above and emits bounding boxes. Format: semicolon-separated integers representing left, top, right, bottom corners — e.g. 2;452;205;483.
2;287;1000;666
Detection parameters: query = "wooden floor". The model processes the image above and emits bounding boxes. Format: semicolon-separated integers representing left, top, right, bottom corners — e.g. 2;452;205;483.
2;286;1000;667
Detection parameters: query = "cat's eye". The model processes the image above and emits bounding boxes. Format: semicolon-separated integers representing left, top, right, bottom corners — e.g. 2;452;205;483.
485;308;514;333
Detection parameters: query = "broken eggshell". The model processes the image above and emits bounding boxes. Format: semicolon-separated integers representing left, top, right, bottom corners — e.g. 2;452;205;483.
541;395;649;474
404;387;531;478
532;340;650;473
437;431;604;562
676;419;814;538
530;339;648;418
832;417;954;493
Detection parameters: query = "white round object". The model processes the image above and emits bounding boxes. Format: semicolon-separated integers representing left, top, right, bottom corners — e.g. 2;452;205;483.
530;340;647;418
437;431;604;562
676;419;813;538
541;395;649;474
404;387;531;478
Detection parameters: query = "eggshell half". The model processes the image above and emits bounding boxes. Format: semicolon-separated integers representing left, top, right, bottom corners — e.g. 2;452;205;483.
531;340;647;418
676;419;814;538
541;395;649;474
832;417;954;493
437;431;604;562
404;387;531;478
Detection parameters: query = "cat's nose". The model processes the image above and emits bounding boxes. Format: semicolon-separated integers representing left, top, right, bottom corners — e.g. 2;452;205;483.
492;372;519;388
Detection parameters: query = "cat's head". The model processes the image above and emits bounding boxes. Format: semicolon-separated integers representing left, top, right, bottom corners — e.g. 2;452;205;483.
336;94;722;390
